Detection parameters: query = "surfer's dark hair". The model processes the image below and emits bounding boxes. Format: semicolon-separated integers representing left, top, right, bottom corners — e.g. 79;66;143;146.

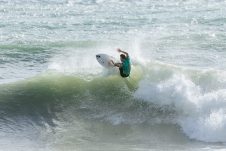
120;54;126;59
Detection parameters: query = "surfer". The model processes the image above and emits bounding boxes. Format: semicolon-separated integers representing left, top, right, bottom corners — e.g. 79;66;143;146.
111;48;131;78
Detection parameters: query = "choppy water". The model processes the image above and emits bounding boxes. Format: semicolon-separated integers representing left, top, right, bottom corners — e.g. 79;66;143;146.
0;0;226;150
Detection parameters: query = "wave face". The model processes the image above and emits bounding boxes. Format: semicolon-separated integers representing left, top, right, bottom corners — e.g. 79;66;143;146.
1;62;226;146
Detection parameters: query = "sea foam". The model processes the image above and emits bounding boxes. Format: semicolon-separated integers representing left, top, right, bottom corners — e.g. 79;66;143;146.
134;63;226;143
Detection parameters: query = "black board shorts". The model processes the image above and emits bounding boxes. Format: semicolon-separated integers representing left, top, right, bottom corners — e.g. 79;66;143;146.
119;67;129;78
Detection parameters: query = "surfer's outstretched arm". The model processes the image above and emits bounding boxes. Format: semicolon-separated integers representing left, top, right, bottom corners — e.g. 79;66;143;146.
117;48;129;57
111;60;122;67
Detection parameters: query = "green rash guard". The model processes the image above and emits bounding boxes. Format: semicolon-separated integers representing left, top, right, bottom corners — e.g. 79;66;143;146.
119;56;131;77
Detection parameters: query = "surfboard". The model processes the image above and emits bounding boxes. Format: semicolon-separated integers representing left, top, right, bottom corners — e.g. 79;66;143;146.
96;54;116;68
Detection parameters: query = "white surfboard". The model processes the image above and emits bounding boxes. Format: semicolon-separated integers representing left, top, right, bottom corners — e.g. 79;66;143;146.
96;54;116;68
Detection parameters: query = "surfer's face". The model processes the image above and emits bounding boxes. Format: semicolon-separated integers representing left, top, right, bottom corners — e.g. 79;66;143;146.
120;54;126;62
120;57;124;62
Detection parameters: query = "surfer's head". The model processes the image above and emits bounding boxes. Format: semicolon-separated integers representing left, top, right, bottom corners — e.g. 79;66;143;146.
120;54;126;61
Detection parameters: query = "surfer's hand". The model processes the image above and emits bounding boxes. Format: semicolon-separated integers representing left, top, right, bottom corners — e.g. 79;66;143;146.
110;60;115;66
117;48;121;52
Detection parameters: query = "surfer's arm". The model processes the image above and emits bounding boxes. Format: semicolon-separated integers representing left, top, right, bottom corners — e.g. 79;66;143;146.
117;48;129;57
111;60;122;67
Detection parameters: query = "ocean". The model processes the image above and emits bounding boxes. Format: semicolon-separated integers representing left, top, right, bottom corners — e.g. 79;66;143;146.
0;0;226;150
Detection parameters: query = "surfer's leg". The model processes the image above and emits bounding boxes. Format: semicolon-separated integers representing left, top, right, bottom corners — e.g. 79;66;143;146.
119;67;124;77
119;67;128;77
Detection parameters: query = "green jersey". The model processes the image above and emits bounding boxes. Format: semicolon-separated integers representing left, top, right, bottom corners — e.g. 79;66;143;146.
122;56;131;75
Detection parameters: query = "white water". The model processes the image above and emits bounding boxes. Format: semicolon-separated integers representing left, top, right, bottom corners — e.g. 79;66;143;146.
134;63;226;143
